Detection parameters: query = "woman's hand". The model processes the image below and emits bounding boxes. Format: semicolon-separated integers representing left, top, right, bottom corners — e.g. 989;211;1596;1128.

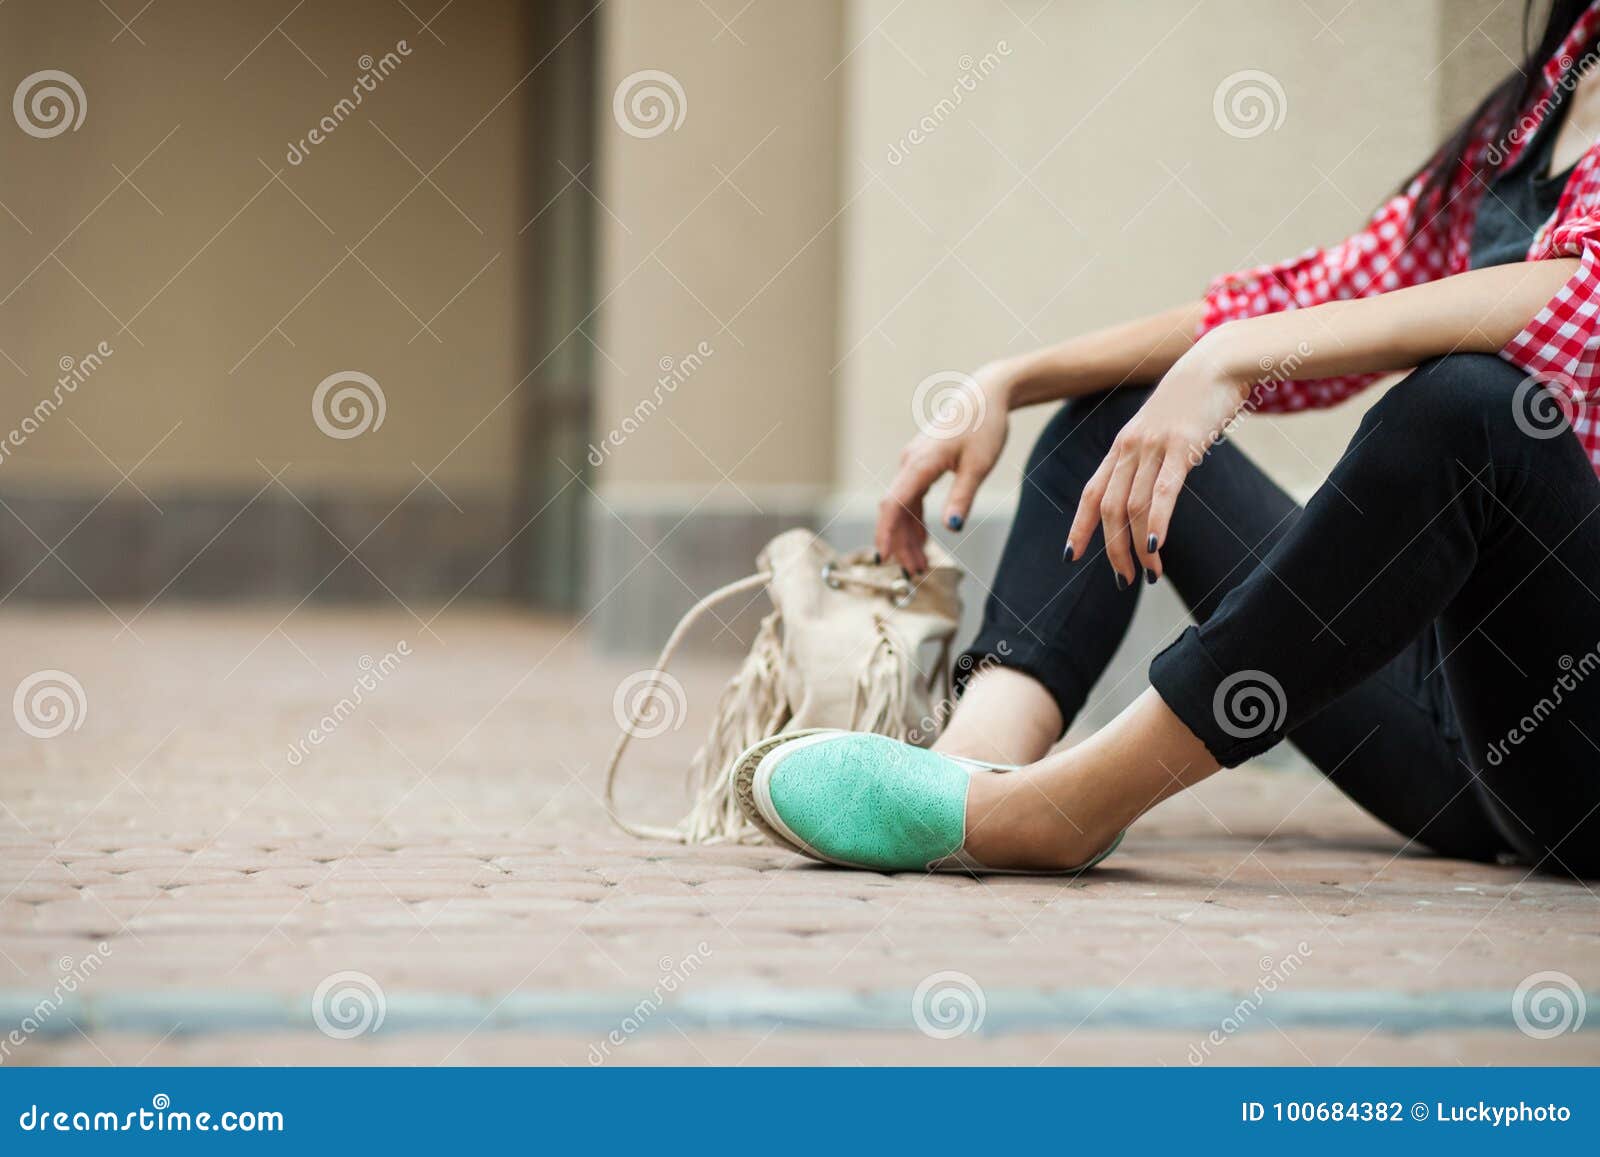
1064;333;1254;585
875;366;1012;574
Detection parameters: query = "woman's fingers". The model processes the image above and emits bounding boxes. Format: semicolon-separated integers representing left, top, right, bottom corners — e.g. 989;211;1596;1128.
1067;437;1194;583
1065;452;1115;563
1128;449;1164;579
874;479;914;568
896;512;929;575
1143;447;1191;576
1098;451;1139;586
942;453;985;532
872;487;897;563
877;453;946;573
877;493;924;575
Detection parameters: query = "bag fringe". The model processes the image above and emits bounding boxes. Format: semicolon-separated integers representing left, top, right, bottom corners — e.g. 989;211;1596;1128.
848;618;912;741
676;612;789;844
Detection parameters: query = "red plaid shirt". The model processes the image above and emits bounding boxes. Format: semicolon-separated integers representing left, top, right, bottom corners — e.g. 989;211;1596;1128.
1199;2;1600;475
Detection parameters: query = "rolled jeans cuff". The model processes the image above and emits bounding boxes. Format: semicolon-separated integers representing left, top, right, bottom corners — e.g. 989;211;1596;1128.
1148;626;1289;767
954;632;1084;742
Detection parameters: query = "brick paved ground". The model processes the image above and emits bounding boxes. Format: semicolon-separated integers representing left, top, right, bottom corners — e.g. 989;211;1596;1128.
1;609;1595;1065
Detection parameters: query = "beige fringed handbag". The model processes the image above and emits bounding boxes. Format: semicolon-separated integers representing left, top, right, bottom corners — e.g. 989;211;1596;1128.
603;528;964;844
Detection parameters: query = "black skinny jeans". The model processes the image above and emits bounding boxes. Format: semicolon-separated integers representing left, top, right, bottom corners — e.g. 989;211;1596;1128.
958;354;1600;877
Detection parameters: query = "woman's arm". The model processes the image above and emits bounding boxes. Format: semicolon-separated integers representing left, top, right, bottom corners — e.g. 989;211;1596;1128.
1204;258;1580;383
873;301;1203;573
994;301;1203;408
1066;258;1582;585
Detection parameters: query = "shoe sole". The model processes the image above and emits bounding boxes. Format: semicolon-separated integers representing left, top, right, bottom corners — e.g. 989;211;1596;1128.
731;729;838;861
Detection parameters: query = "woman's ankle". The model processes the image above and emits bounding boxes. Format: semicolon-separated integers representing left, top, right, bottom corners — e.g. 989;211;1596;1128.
962;766;1113;870
960;690;1223;870
933;668;1063;766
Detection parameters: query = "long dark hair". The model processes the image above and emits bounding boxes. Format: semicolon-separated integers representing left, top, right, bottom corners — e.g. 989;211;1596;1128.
1408;0;1595;233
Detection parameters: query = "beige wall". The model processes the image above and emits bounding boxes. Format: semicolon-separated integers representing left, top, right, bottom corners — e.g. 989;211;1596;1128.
592;0;844;505
0;0;528;495
587;0;1521;521
1;1;1524;612
3;0;1523;502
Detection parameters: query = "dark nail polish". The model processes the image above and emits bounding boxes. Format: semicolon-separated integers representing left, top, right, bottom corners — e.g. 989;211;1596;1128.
1147;533;1158;553
1062;543;1075;563
901;567;912;582
1145;569;1158;585
1115;572;1127;591
946;514;963;531
872;551;881;565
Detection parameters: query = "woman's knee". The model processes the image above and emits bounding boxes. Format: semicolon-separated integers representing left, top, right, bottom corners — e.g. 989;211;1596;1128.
1343;354;1528;483
1026;386;1152;475
1360;354;1524;443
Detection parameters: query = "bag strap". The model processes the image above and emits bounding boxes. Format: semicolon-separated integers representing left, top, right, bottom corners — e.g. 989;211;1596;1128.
601;570;772;839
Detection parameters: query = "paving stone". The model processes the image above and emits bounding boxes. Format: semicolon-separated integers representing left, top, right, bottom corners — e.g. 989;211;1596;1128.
1;609;1596;1065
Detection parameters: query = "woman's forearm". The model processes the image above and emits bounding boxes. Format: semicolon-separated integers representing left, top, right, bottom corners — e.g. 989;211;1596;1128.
991;301;1204;408
983;257;1574;415
1065;257;1585;585
1201;259;1581;390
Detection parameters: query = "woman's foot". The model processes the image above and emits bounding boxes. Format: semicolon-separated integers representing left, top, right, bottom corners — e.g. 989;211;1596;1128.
735;730;1121;874
962;759;1121;871
966;688;1222;868
933;666;1064;766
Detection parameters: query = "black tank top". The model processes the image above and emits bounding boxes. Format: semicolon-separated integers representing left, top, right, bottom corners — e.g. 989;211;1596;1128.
1470;100;1577;270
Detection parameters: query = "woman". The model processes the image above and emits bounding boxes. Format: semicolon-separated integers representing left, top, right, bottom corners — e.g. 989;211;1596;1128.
737;0;1600;878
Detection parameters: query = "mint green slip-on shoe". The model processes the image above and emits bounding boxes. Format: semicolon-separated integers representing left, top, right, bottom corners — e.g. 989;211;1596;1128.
731;729;1123;875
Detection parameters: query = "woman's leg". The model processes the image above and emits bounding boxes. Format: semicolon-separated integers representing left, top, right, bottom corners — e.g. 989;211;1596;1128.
939;380;1504;861
970;354;1600;877
940;383;1310;763
935;667;1064;765
937;387;1154;765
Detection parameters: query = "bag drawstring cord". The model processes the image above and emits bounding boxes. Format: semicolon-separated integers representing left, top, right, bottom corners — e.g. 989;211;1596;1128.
601;570;771;840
